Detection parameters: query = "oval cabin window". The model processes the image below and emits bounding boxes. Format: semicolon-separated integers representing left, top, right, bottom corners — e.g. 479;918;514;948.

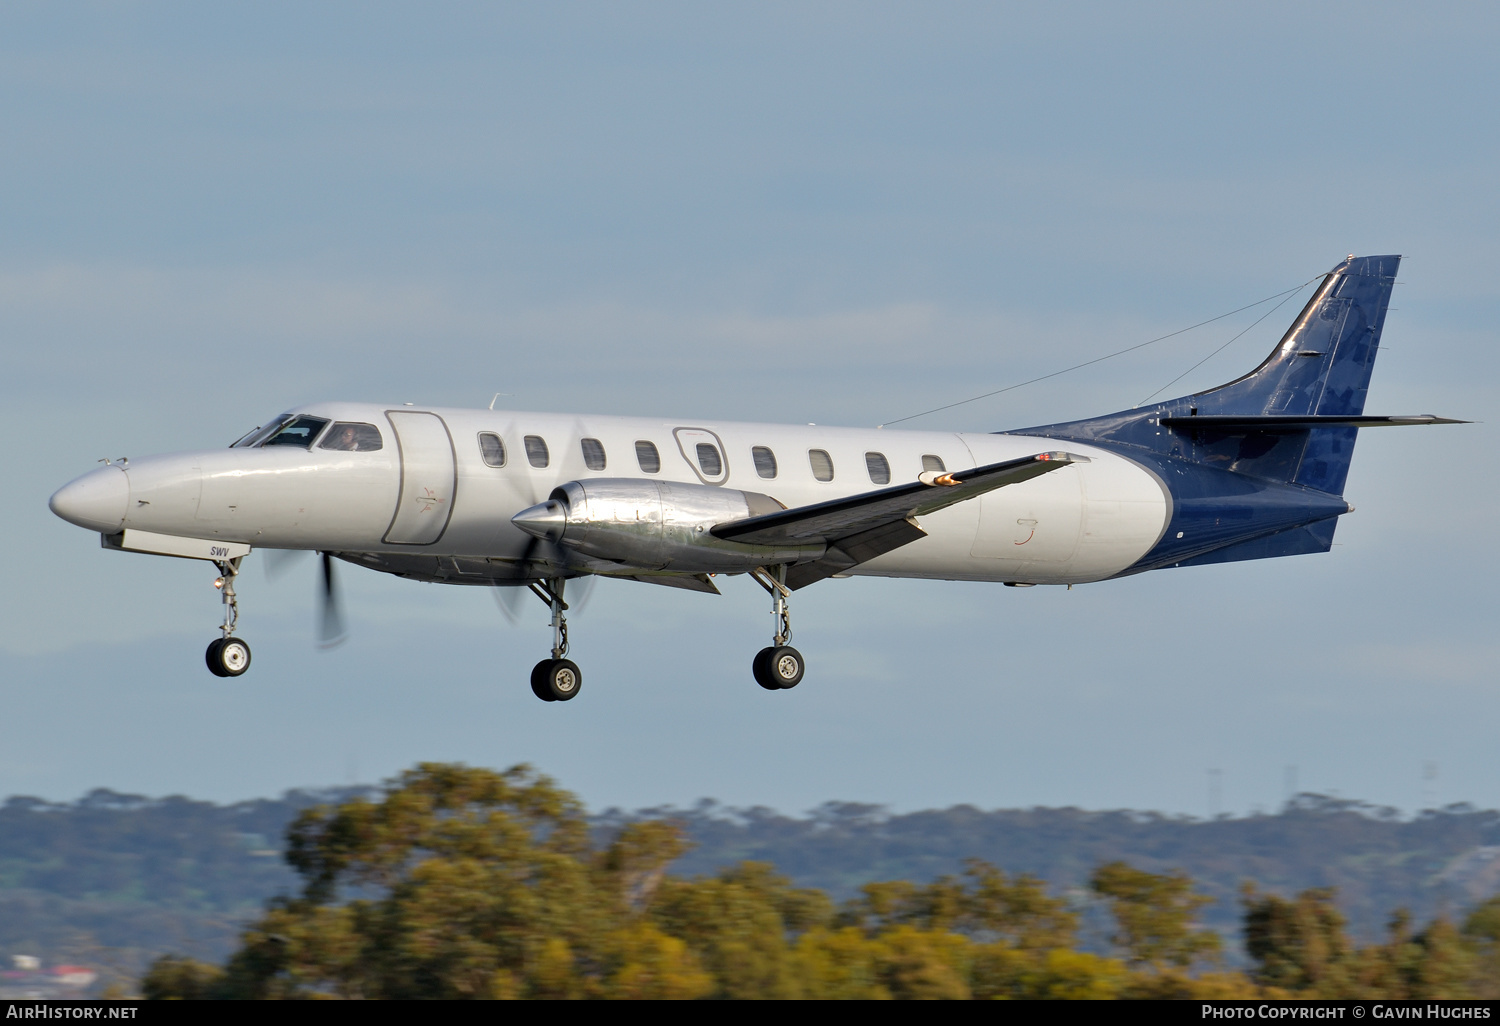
524;435;550;469
752;446;778;479
635;440;661;474
477;432;506;467
865;452;890;485
696;443;723;477
808;449;834;482
580;437;606;471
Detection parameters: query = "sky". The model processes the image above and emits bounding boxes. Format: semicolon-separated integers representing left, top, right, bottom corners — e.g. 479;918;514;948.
2;2;1496;818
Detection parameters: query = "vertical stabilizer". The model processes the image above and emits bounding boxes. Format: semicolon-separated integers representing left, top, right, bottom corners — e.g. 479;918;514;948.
1011;255;1401;496
1198;254;1399;422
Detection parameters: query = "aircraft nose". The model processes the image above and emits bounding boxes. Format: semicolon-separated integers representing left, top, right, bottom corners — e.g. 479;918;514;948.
49;465;129;533
511;500;567;543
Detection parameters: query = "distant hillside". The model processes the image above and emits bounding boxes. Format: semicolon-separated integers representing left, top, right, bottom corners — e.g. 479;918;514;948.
634;795;1500;946
3;783;1498;986
0;787;366;988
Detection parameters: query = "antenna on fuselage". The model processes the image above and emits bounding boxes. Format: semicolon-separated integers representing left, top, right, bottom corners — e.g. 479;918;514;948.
489;392;514;410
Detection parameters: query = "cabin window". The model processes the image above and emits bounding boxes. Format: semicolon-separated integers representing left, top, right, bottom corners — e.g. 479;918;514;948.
922;454;946;473
752;446;778;479
696;443;723;477
635;440;661;474
260;416;330;449
808;449;834;482
581;438;607;471
865;452;890;485
524;435;550;469
477;432;506;467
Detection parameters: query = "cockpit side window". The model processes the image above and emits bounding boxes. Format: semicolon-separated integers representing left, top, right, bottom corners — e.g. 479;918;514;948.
260;416;330;449
318;422;384;452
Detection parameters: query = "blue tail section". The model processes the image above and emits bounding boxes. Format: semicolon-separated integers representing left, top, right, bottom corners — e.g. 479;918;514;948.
1007;255;1402;573
1012;254;1399;496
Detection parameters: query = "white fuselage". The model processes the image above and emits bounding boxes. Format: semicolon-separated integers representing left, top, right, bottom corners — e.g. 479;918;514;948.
66;403;1172;586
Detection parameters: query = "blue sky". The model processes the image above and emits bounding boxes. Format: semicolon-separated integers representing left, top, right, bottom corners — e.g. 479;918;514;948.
2;2;1496;817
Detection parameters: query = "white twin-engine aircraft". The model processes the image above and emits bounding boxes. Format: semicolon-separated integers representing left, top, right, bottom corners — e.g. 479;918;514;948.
49;255;1462;701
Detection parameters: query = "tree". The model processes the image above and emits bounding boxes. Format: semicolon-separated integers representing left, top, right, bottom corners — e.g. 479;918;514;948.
1243;885;1352;992
139;955;227;1000
205;763;693;998
1090;861;1220;971
1463;894;1500;998
649;861;831;998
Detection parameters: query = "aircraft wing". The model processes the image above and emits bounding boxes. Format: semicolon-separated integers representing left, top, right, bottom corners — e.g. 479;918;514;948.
712;451;1088;589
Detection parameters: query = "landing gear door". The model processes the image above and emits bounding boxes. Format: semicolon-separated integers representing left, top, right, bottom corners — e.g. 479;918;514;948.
383;411;457;545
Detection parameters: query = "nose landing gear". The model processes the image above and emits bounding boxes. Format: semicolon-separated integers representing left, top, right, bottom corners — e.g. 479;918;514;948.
206;558;252;678
529;577;582;702
751;566;804;691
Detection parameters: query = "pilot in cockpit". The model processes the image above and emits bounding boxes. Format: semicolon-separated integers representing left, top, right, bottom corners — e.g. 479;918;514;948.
328;425;362;451
318;422;382;452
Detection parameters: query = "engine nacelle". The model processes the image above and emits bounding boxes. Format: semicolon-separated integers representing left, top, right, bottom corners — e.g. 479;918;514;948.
511;478;825;572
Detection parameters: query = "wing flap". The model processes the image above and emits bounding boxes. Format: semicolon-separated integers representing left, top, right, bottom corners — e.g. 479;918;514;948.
785;518;928;590
614;572;722;594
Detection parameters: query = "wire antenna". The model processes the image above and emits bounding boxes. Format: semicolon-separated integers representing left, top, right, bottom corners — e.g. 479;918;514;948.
1136;283;1310;406
878;277;1320;428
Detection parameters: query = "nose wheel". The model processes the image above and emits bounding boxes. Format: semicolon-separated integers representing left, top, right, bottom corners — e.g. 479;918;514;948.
751;566;805;691
527;577;583;702
206;558;252;678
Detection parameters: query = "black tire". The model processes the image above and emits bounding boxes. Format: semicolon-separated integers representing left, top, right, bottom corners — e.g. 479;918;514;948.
531;660;557;702
752;647;781;690
205;639;229;678
541;659;582;702
767;646;803;689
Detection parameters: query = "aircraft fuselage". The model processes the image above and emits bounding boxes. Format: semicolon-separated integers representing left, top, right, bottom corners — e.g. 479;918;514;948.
55;403;1172;587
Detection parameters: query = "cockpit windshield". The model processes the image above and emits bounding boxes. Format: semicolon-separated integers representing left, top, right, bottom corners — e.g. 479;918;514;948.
259;416;330;449
229;425;269;447
231;417;290;448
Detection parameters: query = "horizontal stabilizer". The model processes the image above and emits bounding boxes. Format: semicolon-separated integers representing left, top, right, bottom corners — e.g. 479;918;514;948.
1160;414;1468;432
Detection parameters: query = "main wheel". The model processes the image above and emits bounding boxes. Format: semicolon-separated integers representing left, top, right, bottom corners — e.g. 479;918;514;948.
533;658;582;702
753;647;781;690
208;637;251;677
766;646;803;689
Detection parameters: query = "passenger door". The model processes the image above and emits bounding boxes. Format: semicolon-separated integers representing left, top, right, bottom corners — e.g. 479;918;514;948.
384;411;457;545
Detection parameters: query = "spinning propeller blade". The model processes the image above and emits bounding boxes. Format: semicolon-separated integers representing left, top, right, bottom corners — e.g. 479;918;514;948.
491;583;528;625
261;548;308;581
318;552;347;648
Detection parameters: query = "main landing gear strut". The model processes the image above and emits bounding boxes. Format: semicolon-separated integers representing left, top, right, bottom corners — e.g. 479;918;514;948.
750;566;804;691
205;557;252;678
529;577;581;702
